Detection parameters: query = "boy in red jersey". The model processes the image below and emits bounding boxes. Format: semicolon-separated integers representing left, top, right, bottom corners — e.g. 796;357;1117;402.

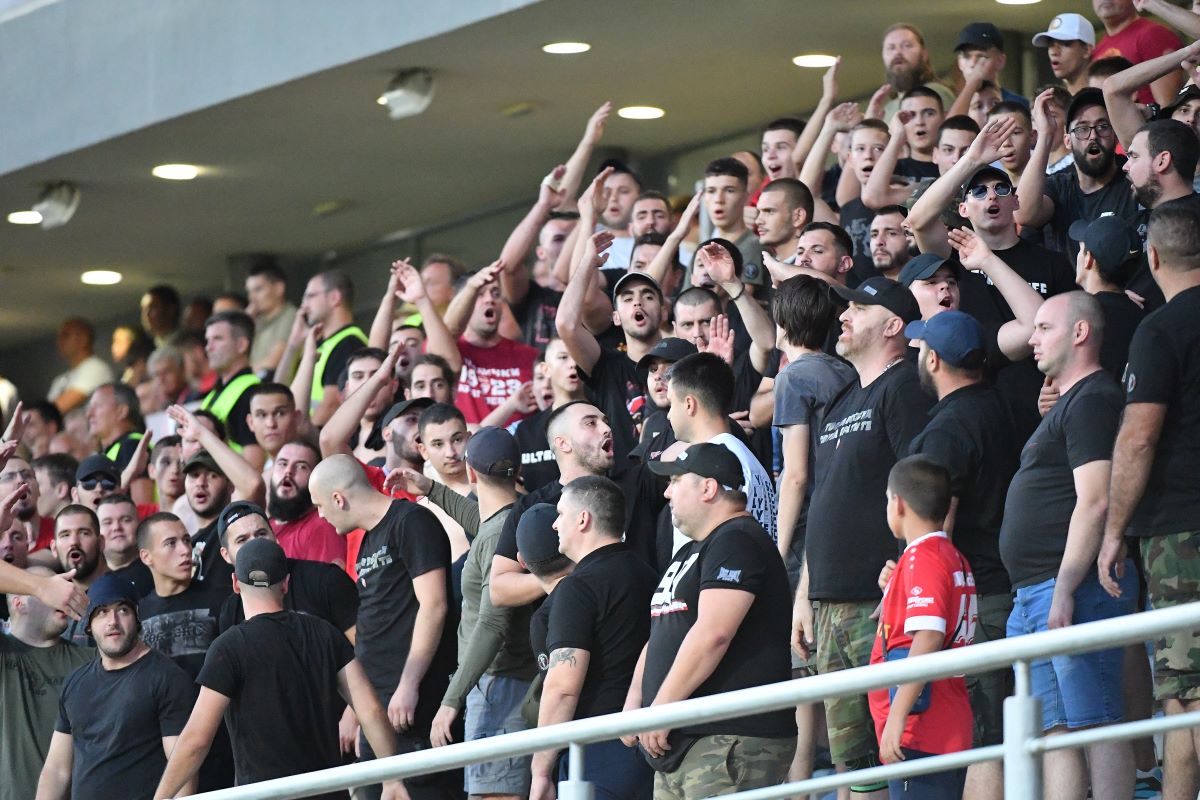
870;455;977;799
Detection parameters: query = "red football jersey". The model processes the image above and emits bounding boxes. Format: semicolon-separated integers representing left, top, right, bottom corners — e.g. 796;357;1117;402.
869;531;977;755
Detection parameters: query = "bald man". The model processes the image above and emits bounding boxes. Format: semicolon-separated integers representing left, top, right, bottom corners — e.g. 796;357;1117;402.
310;456;460;800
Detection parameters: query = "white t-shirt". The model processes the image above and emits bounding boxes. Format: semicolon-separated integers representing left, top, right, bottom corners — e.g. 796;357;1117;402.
47;355;115;402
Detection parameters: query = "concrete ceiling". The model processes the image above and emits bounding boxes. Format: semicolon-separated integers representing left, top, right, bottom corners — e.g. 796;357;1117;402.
0;0;1082;347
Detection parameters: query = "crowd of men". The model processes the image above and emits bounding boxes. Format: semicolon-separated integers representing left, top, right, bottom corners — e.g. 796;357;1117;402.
4;2;1200;799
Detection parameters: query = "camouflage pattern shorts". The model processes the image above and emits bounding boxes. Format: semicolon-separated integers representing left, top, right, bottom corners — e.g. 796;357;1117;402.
653;734;796;800
1142;531;1200;702
815;600;880;765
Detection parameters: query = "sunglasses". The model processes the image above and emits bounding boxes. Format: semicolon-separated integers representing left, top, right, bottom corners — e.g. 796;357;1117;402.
80;477;118;492
965;183;1014;201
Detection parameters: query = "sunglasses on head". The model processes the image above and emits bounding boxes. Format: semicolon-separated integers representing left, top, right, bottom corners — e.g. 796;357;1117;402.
965;183;1014;201
80;477;118;492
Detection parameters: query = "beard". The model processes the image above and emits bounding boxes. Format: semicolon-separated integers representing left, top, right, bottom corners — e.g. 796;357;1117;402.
1134;177;1163;209
1072;142;1116;179
96;625;140;659
390;435;423;467
886;62;923;93
268;483;313;523
917;356;937;397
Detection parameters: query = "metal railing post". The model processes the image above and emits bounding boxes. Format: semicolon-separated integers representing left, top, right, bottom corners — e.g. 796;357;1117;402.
558;742;593;800
1003;659;1042;800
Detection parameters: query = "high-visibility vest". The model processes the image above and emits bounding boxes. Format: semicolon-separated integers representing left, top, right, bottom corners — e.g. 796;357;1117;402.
201;371;261;453
104;432;142;463
311;325;367;406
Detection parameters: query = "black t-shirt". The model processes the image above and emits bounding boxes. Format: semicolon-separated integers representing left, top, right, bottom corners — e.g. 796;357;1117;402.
496;481;565;563
545;542;656;719
1094;290;1145;382
643;516;795;738
191;521;234;595
514;284;563;348
1123;285;1200;536
355;500;457;709
908;384;1020;596
198;610;354;796
999;371;1123;588
989;239;1076;303
109;559;154;599
839;198;876;288
630;409;674;464
731;350;774;473
139;580;230;680
530;591;554;674
105;432;145;472
1044;169;1139;256
218;559;359;634
896;157;939;181
514;408;560;493
580;348;643;463
56;648;195;800
807;362;933;600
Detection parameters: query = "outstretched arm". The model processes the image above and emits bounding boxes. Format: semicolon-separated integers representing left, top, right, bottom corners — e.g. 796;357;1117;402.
791;59;841;174
499;166;568;306
320;347;400;458
948;227;1043;361
1137;0;1200;39
700;242;775;373
642;192;700;287
862;110;916;210
1014;89;1059;229
368;260;407;350
1104;39;1200;147
800;102;861;207
557;102;612;210
168;405;265;506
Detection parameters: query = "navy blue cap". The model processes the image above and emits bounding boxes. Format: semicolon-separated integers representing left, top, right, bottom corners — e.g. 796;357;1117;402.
235;537;288;588
84;573;141;631
898;253;961;287
516;503;561;564
832;276;922;324
905;310;986;367
1068;215;1142;283
465;427;519;478
956;22;1005;52
647;442;745;491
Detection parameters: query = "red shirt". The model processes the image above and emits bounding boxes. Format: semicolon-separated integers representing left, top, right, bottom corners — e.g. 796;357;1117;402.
454;336;539;426
869;531;976;755
273;507;345;567
30;516;55;552
1094;18;1183;105
344;461;416;581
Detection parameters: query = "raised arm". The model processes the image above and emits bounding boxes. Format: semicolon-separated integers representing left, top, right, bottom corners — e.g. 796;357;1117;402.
790;58;841;173
862;110;916;210
288;322;320;425
948;227;1043;361
320;347;400;458
1104;39;1200;147
701;242;775;372
398;259;463;373
1138;0;1200;39
168;405;265;506
642;191;700;287
444;261;504;337
499;166;568;306
368;262;406;350
800;102;861;204
557;102;612;209
556;229;613;376
1014;89;1059;229
947;53;991;118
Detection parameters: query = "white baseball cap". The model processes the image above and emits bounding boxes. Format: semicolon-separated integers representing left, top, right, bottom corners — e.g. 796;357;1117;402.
1032;13;1096;47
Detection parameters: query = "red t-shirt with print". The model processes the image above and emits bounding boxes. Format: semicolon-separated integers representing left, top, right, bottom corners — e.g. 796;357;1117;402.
1094;17;1182;105
454;336;539;426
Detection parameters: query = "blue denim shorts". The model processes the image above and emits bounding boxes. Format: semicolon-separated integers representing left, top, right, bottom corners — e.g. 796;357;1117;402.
464;673;533;794
1007;565;1137;731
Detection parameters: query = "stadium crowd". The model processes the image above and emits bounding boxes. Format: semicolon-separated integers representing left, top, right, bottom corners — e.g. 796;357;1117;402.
5;2;1200;799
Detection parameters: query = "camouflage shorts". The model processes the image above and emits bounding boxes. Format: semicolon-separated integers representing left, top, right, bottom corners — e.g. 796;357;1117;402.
815;600;880;765
1142;531;1200;702
653;734;795;800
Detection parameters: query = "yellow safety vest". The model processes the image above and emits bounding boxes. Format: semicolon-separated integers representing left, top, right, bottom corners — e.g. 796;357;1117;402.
201;371;261;453
104;432;142;463
310;325;368;407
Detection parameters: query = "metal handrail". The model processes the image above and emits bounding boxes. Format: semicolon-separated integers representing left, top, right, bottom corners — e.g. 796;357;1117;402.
188;601;1200;800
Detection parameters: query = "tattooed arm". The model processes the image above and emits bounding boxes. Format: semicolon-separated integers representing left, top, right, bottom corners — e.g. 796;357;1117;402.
530;647;591;794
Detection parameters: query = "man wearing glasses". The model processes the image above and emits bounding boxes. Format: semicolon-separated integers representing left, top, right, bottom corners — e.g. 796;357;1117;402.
1016;87;1139;257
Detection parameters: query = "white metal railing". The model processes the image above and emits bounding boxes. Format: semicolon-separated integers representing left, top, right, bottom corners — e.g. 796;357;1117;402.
187;601;1200;800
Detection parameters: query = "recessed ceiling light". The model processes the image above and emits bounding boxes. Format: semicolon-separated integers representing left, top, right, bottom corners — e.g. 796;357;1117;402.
376;95;388;106
617;105;665;120
81;270;122;285
151;164;200;181
793;54;839;68
542;42;591;54
7;210;42;225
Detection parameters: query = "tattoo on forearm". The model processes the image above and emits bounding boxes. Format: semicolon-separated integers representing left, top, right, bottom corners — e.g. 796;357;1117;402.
548;648;577;669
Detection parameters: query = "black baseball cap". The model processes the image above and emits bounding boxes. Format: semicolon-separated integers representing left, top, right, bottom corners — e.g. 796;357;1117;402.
183;450;225;478
898;253;961;287
1160;84;1200;119
217;500;269;541
648;442;745;491
832;276;922;324
611;270;663;300
956;22;1004;52
1068;215;1143;282
636;337;698;373
235;537;288;588
1066;87;1106;128
905;311;986;368
381;397;434;428
84;573;141;633
76;454;120;483
465;426;519;478
516;503;561;563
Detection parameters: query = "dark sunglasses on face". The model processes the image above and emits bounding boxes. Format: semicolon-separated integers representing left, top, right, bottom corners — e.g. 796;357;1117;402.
966;183;1014;201
80;477;118;492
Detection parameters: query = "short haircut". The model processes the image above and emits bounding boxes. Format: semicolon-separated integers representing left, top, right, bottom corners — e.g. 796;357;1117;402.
98;382;145;431
526;552;573;579
598;158;644;190
1061;290;1106;343
147;345;184;372
1036;84;1072;114
675;286;722;311
421;254;467;279
55;503;99;532
801;221;854;258
938;115;981;143
773;276;839;350
874;204;909;220
1140;119;1200;183
635;190;671;209
96;492;136;512
418;403;466;437
632;231;668;250
851;118;890;140
316;269;355;307
666;353;734;416
136;512;183;550
25;401;62;431
247;381;295;406
988;101;1032;126
32;454;76;489
280;437;321;462
193;410;227;442
563;475;626;539
215;292;248;310
407;354;457;388
205;310;255;348
764;116;805;137
248;262;287;285
151;436;181;464
901;86;944;112
888;455;952;523
545;400;594;449
705;157;750;188
145;285;182;317
338;346;388;392
1089;56;1134;80
761;178;815;223
1149;201;1200;272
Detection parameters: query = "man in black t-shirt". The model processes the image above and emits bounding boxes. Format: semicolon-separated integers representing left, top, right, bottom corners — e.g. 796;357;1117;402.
999;293;1136;799
310;455;460;800
514;338;588;493
1099;203;1200;800
904;311;1019;770
38;574;195;800
636;444;795;798
796;277;929;789
155;539;407;800
528;476;656;800
1069;216;1146;380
